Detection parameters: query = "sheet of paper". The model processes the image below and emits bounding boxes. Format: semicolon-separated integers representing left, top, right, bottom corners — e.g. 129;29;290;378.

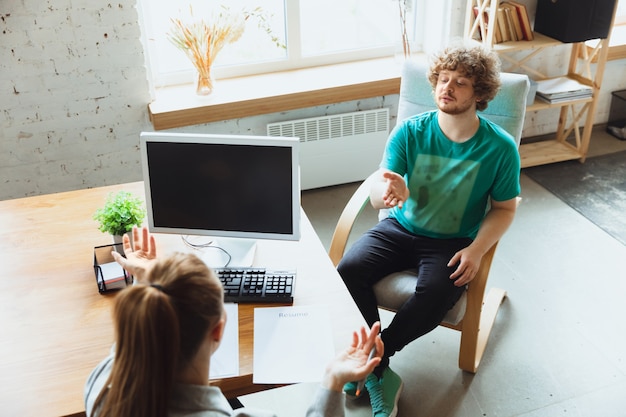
253;305;335;384
209;303;239;379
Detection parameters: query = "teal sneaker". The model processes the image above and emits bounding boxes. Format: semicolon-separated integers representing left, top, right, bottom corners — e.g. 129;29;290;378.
343;380;358;398
343;379;365;399
364;374;389;417
365;368;403;417
380;367;403;417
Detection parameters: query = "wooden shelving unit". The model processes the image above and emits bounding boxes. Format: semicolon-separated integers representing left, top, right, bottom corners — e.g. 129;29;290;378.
465;0;618;168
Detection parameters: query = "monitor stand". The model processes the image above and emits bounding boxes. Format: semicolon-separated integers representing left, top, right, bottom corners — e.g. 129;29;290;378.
184;236;257;268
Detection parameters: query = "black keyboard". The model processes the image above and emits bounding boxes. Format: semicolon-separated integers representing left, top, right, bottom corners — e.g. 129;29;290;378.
214;267;296;303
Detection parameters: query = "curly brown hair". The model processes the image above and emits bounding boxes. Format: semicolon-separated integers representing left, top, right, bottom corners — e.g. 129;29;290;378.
427;44;501;111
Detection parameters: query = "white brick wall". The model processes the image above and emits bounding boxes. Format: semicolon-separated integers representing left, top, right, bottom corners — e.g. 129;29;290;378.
1;0;624;200
1;0;152;200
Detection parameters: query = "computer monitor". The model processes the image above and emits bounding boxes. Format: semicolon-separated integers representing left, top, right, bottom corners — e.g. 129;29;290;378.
139;131;301;267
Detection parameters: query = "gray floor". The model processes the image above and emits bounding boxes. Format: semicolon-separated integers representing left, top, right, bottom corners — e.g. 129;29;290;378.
240;128;626;417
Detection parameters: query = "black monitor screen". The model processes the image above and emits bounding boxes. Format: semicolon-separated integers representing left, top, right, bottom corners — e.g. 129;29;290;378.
140;132;300;241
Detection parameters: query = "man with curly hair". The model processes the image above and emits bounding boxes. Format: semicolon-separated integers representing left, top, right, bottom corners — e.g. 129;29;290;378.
338;43;521;417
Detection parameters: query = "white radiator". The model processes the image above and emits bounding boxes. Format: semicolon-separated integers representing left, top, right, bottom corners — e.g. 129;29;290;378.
267;108;390;190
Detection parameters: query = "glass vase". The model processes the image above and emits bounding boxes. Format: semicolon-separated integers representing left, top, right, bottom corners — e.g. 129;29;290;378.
394;38;412;63
196;71;214;96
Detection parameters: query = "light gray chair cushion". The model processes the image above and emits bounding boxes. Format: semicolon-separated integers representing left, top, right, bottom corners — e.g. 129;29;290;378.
373;269;467;325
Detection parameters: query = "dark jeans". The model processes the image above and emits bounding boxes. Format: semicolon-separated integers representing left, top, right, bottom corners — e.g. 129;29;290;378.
337;218;471;367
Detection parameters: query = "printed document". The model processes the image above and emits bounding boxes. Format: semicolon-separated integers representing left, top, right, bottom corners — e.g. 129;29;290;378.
209;303;239;379
253;305;335;383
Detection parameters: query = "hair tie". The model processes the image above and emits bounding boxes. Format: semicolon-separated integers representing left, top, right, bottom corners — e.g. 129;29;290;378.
150;283;164;292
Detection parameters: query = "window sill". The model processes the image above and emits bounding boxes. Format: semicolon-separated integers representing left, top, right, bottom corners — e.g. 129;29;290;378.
607;24;626;60
147;57;405;131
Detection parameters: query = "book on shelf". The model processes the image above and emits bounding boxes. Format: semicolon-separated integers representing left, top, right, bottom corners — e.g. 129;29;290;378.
537;94;593;104
535;76;593;103
492;8;503;43
502;6;517;41
501;2;523;41
503;0;534;41
496;7;510;42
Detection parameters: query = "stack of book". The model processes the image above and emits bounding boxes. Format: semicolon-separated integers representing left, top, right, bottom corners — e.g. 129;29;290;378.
473;1;533;44
535;76;593;103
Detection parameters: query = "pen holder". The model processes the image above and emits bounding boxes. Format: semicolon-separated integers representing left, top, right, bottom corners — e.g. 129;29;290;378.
93;243;132;293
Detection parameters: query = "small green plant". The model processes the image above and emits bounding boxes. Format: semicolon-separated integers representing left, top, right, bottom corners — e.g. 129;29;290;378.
93;191;145;236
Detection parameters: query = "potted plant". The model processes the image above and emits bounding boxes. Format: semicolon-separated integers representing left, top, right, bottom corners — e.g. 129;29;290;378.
93;191;145;244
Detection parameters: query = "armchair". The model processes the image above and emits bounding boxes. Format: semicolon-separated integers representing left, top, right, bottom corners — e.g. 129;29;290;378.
329;59;529;373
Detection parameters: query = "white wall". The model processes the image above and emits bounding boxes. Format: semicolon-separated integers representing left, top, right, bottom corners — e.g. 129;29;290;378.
1;0;151;199
1;0;624;200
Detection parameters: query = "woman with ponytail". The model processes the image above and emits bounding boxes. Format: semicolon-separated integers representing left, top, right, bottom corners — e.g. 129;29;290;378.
84;227;383;417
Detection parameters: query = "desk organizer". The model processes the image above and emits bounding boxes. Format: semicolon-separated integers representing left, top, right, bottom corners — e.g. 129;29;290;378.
93;243;132;293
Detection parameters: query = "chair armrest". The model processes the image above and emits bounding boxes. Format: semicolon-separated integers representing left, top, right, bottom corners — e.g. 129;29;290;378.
465;196;521;316
328;175;375;266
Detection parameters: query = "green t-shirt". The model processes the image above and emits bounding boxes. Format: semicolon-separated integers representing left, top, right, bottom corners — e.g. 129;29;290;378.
381;111;521;239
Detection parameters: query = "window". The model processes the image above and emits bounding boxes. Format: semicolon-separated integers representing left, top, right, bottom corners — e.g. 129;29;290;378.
583;0;626;61
138;0;427;88
609;0;626;60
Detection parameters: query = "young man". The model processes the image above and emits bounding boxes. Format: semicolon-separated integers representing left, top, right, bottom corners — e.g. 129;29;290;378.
338;44;521;417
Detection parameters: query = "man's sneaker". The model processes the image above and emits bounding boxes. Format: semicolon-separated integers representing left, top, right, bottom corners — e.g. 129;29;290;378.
364;368;403;417
380;368;403;417
364;374;388;417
